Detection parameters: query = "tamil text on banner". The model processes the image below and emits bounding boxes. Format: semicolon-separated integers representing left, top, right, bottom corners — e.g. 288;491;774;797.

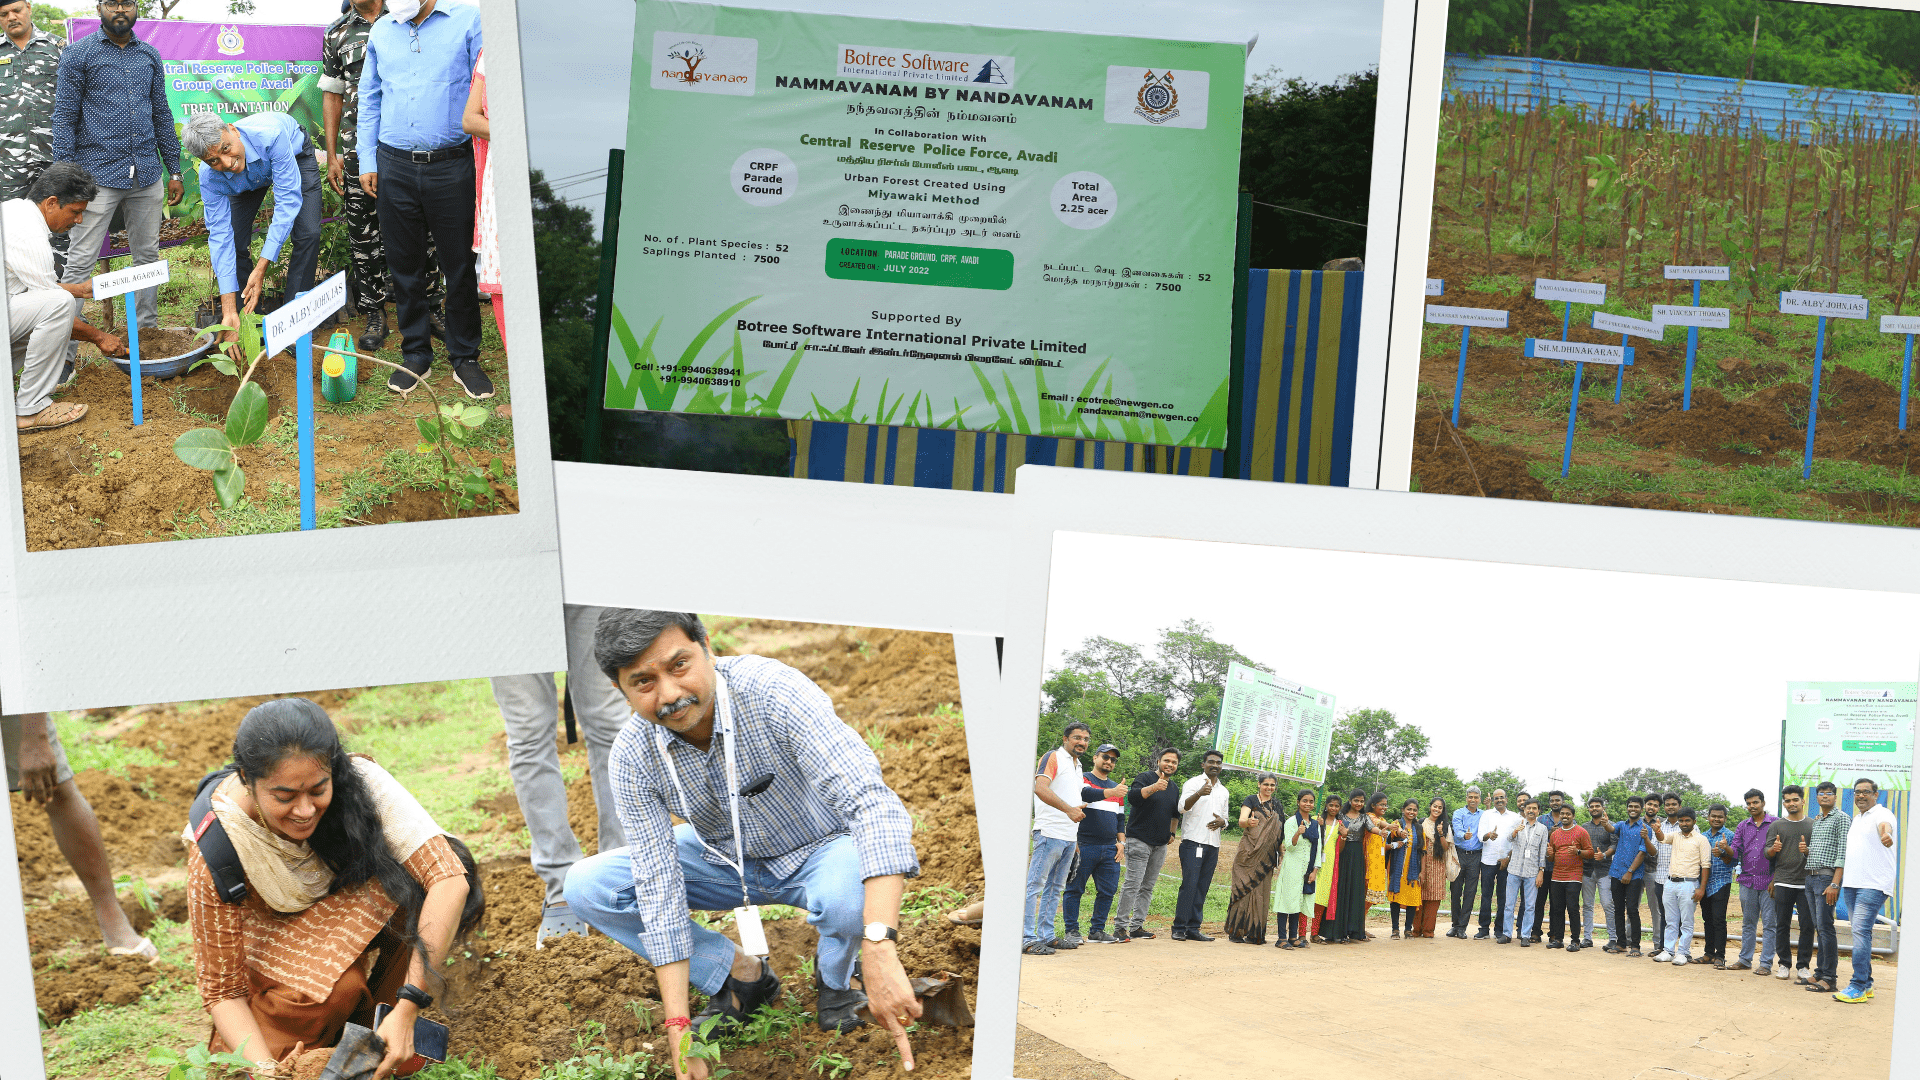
1782;681;1913;921
609;4;1246;449
1212;660;1336;783
66;19;324;222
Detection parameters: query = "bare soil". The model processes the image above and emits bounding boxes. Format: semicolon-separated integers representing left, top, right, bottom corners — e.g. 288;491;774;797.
17;309;515;550
132;328;206;359
16;623;980;1080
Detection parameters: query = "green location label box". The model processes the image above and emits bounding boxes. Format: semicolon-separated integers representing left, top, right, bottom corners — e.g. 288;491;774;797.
824;239;1013;290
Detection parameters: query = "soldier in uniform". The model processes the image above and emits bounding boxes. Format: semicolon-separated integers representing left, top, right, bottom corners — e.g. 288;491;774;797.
0;0;66;271
322;0;441;353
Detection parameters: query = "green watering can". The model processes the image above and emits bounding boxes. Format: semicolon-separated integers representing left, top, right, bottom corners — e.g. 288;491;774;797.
320;330;356;403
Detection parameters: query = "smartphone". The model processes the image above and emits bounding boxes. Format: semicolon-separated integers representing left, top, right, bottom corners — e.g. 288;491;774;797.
371;1003;449;1076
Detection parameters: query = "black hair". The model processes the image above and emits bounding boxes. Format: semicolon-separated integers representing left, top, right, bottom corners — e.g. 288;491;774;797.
27;162;96;206
1816;781;1837;796
1426;798;1451;856
1546;789;1566;801
1154;747;1182;764
1661;792;1681;804
1743;788;1766;803
593;609;708;680
1399;797;1419;815
1626;795;1643;806
1855;777;1879;793
1368;791;1389;812
1296;789;1317;811
1346;788;1367;809
1554;803;1574;816
1782;784;1805;800
1708;803;1728;816
1202;749;1223;764
1522;798;1540;811
1062;721;1091;739
229;698;483;989
1587;796;1605;806
1676;807;1696;821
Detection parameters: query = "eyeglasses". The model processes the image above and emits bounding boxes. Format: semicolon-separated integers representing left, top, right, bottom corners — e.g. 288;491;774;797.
99;1;136;9
408;24;421;52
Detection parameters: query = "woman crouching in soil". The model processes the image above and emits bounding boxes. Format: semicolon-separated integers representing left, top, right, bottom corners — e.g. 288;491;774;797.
183;698;483;1079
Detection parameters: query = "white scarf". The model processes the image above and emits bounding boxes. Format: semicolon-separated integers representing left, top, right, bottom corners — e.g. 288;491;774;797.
184;757;443;914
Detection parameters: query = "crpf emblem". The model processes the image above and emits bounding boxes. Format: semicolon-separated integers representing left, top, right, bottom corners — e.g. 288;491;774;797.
1134;69;1179;124
665;40;706;84
216;25;245;56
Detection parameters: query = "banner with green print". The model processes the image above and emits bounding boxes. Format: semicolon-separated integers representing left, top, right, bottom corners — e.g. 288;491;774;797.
66;19;324;223
610;2;1245;447
1782;682;1912;920
1212;661;1336;783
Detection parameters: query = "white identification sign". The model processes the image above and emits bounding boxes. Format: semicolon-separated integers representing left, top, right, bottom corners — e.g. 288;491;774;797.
1531;339;1627;365
1424;278;1444;296
264;272;348;355
1779;291;1869;320
1664;265;1731;281
1652;305;1732;329
1534;278;1608;304
1592;311;1664;340
1881;315;1920;335
1424;305;1508;328
92;259;169;300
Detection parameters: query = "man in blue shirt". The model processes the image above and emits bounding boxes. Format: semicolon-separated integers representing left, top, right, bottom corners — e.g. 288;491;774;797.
357;0;491;399
179;112;320;346
1447;786;1483;938
51;0;183;362
1606;795;1650;956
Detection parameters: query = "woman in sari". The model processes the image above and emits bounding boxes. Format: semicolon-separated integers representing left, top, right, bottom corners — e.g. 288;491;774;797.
1310;801;1342;941
1270;789;1317;949
185;699;484;1080
1224;774;1283;943
1385;797;1423;938
1326;790;1384;943
1413;796;1452;938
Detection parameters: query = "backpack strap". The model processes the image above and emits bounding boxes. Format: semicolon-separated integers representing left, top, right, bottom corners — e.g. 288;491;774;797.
188;768;249;904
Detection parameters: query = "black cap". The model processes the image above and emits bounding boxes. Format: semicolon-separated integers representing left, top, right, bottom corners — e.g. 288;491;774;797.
1095;743;1119;755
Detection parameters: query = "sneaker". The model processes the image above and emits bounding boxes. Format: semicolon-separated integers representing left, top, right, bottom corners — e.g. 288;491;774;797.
1519;938;1531;947
1627;949;1642;958
1653;951;1672;963
386;352;431;394
1602;944;1619;954
1566;943;1581;954
1774;966;1791;980
1582;938;1594;949
1673;955;1690;966
1060;932;1084;948
1129;928;1155;939
535;902;591;949
1726;960;1750;971
1548;940;1564;949
1473;928;1490;940
1833;987;1871;1003
1022;941;1055;956
1796;967;1811;983
1087;930;1119;944
1170;930;1189;941
451;359;495;399
1495;935;1512;944
1048;937;1079;950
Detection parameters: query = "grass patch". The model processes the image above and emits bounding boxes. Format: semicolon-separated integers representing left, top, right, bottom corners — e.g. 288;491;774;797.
334;680;516;836
49;713;175;780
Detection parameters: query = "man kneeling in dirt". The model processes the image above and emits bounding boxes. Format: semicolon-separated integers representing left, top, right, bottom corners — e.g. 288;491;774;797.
566;609;924;1080
6;162;126;434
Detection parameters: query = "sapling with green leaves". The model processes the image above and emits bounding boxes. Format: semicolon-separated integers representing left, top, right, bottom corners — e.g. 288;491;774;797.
147;1040;258;1080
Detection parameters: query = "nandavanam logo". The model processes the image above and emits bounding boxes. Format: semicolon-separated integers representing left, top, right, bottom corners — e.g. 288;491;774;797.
662;41;750;85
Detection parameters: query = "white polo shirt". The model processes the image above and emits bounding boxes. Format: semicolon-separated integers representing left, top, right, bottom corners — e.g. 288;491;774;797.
1845;802;1900;894
1032;745;1085;843
1178;773;1232;847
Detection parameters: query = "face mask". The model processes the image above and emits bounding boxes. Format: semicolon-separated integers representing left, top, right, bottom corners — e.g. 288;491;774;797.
387;0;420;23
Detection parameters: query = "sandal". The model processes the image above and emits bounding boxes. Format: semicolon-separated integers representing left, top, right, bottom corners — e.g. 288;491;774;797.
691;955;781;1031
107;937;158;965
946;899;984;927
18;401;86;433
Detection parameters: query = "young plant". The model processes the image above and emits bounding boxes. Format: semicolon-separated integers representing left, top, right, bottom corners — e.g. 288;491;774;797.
413;401;506;515
114;872;156;913
679;1017;734;1079
808;1050;854;1079
186;312;263;378
171;380;270;509
147;1042;258;1080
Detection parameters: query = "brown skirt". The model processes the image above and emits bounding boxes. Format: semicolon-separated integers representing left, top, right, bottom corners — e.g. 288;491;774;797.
209;926;410;1061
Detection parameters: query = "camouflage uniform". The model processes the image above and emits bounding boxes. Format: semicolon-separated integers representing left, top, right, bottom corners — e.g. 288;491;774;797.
0;28;65;263
322;5;439;313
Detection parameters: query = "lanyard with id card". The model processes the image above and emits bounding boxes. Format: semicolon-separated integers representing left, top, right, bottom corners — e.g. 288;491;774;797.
655;679;770;957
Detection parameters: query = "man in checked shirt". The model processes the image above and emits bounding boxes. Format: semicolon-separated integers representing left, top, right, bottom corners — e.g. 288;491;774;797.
565;610;924;1080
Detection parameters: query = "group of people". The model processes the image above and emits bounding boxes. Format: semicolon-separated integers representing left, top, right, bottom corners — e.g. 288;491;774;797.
8;606;931;1080
3;0;502;440
1023;726;1902;1008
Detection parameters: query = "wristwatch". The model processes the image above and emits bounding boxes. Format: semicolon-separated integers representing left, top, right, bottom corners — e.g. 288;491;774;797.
862;922;898;944
396;982;434;1009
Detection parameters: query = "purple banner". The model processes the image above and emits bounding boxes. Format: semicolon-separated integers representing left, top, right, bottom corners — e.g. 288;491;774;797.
65;19;323;62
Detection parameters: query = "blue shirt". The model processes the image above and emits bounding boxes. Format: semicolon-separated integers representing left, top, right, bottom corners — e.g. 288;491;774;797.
1702;824;1737;897
1452;806;1483;851
359;1;481;157
51;29;181;189
1610;817;1649;881
607;654;919;969
198;113;307;294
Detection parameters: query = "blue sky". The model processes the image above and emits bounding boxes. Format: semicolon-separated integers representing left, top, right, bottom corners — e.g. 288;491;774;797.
518;0;1386;226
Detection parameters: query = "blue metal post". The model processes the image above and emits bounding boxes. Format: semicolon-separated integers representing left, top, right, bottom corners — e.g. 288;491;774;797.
1683;279;1700;411
125;293;141;425
1902;333;1914;432
1614;333;1627;403
1562;360;1584;478
1803;316;1826;481
297;327;315;530
1451;325;1470;426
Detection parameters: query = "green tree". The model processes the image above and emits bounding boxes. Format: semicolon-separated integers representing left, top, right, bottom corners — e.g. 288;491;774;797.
1240;67;1375;270
526;169;601;462
1581;767;1731;824
1322;707;1431;798
1471;767;1530;803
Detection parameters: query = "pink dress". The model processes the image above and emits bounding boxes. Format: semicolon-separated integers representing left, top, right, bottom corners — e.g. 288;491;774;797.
471;52;503;345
